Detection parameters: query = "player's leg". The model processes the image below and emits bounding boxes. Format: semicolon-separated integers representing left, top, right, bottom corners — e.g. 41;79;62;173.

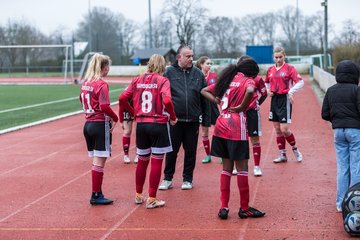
87;121;113;205
201;126;212;163
122;120;133;163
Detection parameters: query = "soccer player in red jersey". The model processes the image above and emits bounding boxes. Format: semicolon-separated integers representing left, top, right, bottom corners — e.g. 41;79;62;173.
118;54;177;209
201;58;265;220
237;56;267;176
195;56;220;164
121;105;138;164
265;46;304;163
80;53;118;205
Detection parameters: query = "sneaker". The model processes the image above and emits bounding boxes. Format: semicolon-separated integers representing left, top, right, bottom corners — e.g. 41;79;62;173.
135;193;144;204
202;155;211;163
273;154;288;163
123;155;131;164
238;207;265;219
181;181;193;190
253;166;262;176
336;206;342;212
90;192;113;205
158;180;173;190
146;197;165;209
218;208;229;220
292;148;303;162
232;169;238;175
134;155;139;164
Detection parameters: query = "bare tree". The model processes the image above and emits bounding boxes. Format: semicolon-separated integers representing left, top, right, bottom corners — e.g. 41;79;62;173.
278;6;298;49
162;0;207;45
257;13;277;45
333;19;360;45
239;14;262;45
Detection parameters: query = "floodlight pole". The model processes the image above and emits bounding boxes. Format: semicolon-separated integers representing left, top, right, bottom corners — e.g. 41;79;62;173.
296;0;300;56
88;0;93;52
148;0;153;48
321;0;328;70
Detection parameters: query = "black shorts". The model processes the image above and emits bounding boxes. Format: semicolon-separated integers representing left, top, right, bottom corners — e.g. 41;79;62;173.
83;121;112;157
247;108;262;137
211;136;249;161
136;122;172;155
268;94;292;123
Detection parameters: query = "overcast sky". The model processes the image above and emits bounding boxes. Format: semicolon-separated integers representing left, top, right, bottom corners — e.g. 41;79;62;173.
0;0;359;35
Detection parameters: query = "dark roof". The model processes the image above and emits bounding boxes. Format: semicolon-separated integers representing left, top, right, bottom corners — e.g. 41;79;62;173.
130;48;175;60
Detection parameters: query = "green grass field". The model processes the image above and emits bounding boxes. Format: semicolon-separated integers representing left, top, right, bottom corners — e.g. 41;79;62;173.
0;84;125;131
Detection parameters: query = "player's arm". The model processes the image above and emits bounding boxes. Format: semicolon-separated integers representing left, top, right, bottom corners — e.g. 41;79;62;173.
99;85;118;122
200;86;220;104
288;68;304;96
228;86;255;113
257;78;268;105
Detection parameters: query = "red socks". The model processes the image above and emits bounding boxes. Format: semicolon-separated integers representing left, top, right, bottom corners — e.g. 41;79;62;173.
202;136;211;155
276;133;286;152
92;165;104;193
135;154;164;198
220;170;232;209
135;155;150;194
149;155;164;198
122;134;131;155
285;133;296;147
253;143;261;166
237;171;250;210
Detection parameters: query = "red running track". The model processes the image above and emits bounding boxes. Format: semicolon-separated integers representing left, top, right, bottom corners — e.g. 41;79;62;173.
0;76;348;239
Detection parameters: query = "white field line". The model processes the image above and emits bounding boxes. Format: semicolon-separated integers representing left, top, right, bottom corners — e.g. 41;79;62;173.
0;89;122;135
0;101;118;135
0;89;122;114
0;97;78;114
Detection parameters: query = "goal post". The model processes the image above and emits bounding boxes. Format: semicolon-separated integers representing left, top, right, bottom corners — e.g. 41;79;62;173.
0;44;74;83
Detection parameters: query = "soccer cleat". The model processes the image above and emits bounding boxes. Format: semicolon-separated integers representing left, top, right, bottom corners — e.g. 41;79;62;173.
273;154;288;163
135;193;144;204
146;197;165;209
134;155;139;164
336;206;342;212
238;207;265;219
202;155;211;163
90;192;113;205
218;208;229;220
123;155;131;164
158;180;173;190
292;148;303;162
181;181;193;190
253;166;262;176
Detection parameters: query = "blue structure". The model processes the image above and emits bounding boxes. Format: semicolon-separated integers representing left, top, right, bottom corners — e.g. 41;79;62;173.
246;45;273;64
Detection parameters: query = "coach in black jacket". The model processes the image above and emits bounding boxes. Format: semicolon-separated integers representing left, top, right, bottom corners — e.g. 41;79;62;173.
159;45;210;191
321;59;360;212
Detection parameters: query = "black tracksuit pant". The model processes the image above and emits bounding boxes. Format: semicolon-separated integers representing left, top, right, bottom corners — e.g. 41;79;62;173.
164;121;200;183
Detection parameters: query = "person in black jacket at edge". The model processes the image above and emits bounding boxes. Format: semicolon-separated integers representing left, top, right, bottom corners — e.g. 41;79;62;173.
158;44;210;190
321;60;360;213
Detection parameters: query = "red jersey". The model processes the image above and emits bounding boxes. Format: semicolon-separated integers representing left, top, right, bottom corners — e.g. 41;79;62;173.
206;71;217;86
80;79;110;122
121;73;173;124
247;76;267;110
265;63;302;94
208;72;255;141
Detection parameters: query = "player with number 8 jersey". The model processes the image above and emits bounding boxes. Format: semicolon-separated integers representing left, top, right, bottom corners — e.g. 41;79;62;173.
119;54;177;209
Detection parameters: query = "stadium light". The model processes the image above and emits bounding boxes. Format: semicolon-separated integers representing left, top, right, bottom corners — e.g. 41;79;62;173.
321;0;328;70
88;0;93;52
148;0;153;48
296;0;300;56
